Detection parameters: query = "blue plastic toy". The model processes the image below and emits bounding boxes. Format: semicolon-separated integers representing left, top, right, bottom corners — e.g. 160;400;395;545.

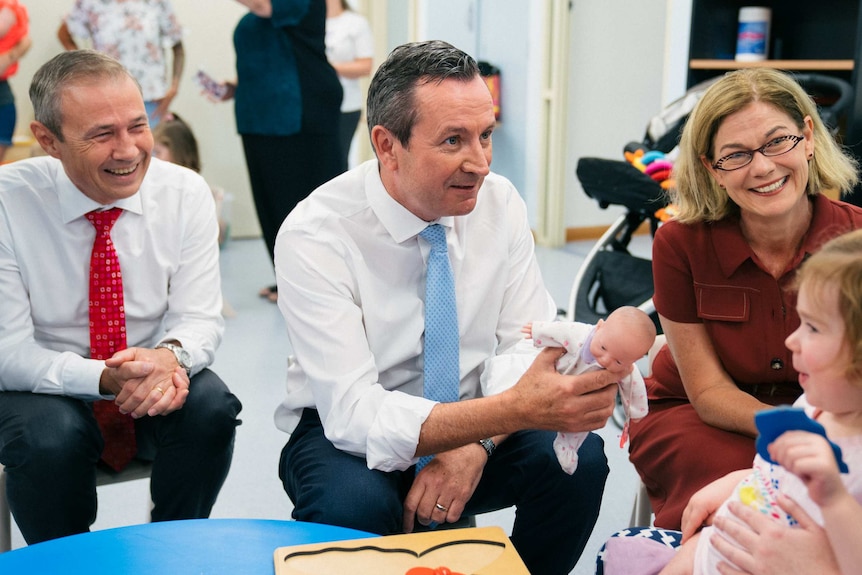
755;406;849;473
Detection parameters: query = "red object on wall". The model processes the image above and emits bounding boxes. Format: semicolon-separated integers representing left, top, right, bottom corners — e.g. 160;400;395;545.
478;61;501;121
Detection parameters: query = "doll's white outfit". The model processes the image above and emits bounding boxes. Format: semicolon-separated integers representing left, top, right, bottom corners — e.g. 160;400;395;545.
531;320;649;474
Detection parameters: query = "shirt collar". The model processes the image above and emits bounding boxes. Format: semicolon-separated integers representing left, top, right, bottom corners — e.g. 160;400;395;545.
713;194;828;278
365;160;455;244
56;163;144;224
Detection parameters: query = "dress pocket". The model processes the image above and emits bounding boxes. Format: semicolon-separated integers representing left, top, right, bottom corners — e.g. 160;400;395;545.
694;283;756;322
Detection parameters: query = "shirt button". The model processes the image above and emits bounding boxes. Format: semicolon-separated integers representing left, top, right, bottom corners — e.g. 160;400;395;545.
770;358;783;370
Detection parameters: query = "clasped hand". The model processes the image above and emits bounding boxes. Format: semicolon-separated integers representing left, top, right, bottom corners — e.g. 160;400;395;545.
101;347;190;418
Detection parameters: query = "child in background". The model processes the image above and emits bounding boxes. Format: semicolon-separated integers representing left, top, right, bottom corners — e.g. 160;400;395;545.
523;306;655;474
152;113;234;317
152;113;229;247
649;228;862;575
0;0;30;163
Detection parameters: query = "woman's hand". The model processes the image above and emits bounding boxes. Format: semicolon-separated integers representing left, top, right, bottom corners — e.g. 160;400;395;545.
234;0;272;17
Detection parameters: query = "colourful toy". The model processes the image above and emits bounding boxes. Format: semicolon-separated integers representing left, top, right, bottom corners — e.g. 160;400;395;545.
755;406;848;473
624;146;675;191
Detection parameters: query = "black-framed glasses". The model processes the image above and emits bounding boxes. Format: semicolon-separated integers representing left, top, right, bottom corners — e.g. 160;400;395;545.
712;135;805;171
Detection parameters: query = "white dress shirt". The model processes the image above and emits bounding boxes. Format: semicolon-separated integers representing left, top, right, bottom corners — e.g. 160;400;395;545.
0;156;223;400
274;159;556;471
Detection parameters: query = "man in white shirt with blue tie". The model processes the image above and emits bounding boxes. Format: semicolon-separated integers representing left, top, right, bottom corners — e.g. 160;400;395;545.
274;40;620;575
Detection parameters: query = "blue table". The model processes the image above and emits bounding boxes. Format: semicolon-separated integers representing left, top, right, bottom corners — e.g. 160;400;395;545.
0;518;376;574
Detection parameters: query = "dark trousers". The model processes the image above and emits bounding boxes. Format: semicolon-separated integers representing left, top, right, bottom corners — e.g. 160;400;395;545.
0;369;242;544
280;409;609;575
241;132;344;263
337;110;362;168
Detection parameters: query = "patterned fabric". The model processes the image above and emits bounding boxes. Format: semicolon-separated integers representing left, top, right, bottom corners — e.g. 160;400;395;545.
416;224;459;472
87;208;136;471
64;0;183;101
596;526;682;575
0;0;28;80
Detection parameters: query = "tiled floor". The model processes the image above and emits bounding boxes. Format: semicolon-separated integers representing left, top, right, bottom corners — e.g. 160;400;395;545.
6;234;652;575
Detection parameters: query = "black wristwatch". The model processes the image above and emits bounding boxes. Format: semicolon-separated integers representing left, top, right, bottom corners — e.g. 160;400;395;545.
478;437;496;458
156;342;192;377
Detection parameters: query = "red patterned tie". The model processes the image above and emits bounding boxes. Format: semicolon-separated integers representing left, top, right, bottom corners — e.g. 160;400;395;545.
86;208;136;472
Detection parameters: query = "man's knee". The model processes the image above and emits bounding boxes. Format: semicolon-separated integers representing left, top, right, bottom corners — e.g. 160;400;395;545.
0;393;98;468
576;433;610;478
283;441;403;534
295;472;403;534
179;370;242;442
521;430;608;482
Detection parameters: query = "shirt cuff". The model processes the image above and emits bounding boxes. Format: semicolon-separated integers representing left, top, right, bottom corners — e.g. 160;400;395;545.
366;391;436;472
62;356;108;400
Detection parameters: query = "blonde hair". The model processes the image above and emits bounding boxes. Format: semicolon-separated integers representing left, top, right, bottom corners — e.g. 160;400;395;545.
670;68;858;224
794;228;862;383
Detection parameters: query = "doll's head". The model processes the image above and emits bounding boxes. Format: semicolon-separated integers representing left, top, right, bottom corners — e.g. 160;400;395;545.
589;306;656;375
785;229;862;408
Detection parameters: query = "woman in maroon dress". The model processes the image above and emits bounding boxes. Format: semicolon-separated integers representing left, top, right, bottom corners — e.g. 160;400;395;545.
628;68;862;530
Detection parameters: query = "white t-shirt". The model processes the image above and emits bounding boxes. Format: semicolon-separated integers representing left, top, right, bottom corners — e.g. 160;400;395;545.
325;10;374;113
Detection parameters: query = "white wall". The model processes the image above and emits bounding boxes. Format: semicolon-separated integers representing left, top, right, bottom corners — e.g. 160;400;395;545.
416;1;674;232
565;0;669;230
10;1;687;237
419;0;538;223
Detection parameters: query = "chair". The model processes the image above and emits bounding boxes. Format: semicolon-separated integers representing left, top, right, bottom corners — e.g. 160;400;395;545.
629;481;653;527
625;335;666;528
0;460;153;552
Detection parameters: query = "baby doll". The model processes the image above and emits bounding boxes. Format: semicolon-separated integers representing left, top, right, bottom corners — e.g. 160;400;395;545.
524;306;656;474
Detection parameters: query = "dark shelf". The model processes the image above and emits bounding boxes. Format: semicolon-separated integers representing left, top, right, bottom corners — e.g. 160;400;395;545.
687;0;862;147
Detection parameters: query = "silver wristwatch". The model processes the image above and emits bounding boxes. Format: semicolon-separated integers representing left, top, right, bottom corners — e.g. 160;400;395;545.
478;437;496;458
156;342;192;377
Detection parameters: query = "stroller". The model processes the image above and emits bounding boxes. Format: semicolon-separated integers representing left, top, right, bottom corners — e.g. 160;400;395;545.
567;72;854;427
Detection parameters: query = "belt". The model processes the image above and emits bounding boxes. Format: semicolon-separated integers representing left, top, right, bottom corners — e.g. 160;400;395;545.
745;382;802;398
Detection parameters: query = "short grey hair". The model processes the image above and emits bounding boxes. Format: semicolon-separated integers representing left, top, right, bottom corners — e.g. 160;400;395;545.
30;50;140;141
366;40;479;149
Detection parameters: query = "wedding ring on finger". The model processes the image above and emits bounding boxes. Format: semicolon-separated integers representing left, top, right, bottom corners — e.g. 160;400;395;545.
154;386;165;395
435;503;448;512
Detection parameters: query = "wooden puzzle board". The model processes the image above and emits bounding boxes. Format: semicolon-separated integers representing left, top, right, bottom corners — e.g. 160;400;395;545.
274;526;530;575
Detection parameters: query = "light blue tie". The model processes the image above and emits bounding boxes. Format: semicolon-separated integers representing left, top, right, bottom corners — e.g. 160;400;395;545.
416;224;460;471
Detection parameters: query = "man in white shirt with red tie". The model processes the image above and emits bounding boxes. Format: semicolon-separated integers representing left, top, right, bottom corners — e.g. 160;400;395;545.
0;50;241;545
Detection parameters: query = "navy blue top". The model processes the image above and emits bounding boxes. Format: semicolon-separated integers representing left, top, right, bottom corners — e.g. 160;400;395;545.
233;0;342;136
